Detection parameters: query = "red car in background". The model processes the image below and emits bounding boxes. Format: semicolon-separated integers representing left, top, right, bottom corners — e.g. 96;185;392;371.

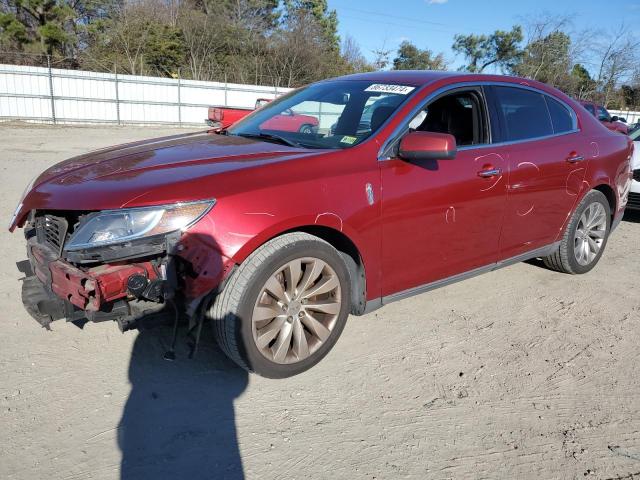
207;97;319;133
11;71;633;378
580;101;629;134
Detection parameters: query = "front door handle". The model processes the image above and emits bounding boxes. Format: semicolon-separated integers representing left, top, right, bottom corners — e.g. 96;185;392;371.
566;154;585;163
478;167;502;178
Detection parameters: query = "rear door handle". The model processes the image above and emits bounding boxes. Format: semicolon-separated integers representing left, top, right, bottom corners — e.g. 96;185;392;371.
478;168;502;178
566;154;585;163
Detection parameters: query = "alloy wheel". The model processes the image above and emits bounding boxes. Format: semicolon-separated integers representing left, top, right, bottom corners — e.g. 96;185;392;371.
574;202;607;266
251;257;342;364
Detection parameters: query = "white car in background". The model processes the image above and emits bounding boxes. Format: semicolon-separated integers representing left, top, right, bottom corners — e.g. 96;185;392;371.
629;127;640;210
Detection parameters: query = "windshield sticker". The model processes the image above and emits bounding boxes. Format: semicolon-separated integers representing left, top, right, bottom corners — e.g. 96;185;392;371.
340;136;357;144
365;84;415;95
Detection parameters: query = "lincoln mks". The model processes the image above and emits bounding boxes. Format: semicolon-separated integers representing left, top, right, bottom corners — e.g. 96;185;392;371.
10;71;633;377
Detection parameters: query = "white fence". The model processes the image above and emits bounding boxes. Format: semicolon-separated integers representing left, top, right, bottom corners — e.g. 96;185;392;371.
2;62;640;129
609;110;640;125
0;63;292;126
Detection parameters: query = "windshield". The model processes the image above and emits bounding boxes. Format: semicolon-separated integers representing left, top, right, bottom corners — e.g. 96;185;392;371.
227;80;417;149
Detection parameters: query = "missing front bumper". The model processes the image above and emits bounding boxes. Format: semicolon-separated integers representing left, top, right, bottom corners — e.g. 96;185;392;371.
18;260;173;331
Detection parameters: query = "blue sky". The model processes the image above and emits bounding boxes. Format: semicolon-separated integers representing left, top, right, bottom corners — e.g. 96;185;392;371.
327;0;640;73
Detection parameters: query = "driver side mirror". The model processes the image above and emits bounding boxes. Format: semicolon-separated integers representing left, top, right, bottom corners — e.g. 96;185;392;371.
398;131;457;161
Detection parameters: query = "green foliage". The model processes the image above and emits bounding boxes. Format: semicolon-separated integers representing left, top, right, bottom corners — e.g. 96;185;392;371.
570;64;596;99
144;24;185;76
392;41;447;71
0;0;115;58
453;25;523;73
0;11;29;47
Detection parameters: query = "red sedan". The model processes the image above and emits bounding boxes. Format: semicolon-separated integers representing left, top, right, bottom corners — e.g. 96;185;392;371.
580;101;629;134
207;98;319;133
11;71;633;377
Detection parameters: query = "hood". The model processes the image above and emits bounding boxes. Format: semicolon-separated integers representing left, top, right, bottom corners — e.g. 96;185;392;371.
11;131;316;229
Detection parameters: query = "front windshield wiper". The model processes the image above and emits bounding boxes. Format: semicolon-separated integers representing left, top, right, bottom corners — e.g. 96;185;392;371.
231;132;303;148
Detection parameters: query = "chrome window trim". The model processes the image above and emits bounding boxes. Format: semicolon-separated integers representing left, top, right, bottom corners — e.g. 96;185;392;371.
457;129;580;152
377;80;580;161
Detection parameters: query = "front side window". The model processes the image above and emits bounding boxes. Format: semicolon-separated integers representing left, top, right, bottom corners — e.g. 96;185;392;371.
494;86;553;141
406;90;488;146
228;80;416;149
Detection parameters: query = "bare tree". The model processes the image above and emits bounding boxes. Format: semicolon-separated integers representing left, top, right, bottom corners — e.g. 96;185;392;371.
371;39;392;71
516;14;573;82
591;25;640;106
341;35;372;73
111;2;156;75
178;8;227;80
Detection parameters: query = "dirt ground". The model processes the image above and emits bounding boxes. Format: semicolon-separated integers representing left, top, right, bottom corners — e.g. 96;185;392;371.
1;124;639;480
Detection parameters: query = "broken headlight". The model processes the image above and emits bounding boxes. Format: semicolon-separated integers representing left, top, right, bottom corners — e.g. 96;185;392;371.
64;199;215;251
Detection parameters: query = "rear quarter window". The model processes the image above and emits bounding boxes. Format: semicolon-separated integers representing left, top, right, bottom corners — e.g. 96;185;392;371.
545;96;575;134
495;86;553;141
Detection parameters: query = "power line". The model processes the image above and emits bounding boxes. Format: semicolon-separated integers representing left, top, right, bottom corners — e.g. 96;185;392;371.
339;14;458;36
331;3;458;30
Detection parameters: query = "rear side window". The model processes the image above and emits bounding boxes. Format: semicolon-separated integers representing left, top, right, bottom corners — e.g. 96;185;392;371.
545;97;574;133
584;104;595;116
494;86;553;141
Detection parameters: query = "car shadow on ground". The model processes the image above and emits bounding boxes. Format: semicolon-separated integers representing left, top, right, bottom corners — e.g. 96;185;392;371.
118;322;248;480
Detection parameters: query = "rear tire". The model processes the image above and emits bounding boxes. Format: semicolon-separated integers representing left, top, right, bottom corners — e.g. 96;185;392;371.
543;190;611;274
298;124;314;134
208;232;350;378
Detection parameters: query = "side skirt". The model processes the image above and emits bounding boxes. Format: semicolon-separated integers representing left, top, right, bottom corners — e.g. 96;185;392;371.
361;242;560;315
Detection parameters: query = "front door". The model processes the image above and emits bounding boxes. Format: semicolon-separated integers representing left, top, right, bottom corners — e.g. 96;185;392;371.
379;87;508;298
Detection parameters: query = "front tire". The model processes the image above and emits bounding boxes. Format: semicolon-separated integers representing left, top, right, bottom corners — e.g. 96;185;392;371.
543;190;611;274
208;232;351;378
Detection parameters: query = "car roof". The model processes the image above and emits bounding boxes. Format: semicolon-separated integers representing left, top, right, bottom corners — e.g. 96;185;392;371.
327;70;557;91
330;70;462;86
319;70;580;108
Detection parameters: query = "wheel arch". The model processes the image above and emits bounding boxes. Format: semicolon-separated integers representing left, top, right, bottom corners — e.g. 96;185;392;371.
287;225;367;316
592;183;617;220
232;223;368;316
555;178;616;244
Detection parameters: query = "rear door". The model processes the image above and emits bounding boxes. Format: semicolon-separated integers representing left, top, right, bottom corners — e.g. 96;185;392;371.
487;85;587;260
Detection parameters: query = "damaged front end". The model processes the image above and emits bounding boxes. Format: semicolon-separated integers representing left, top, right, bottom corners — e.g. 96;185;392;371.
17;201;234;338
